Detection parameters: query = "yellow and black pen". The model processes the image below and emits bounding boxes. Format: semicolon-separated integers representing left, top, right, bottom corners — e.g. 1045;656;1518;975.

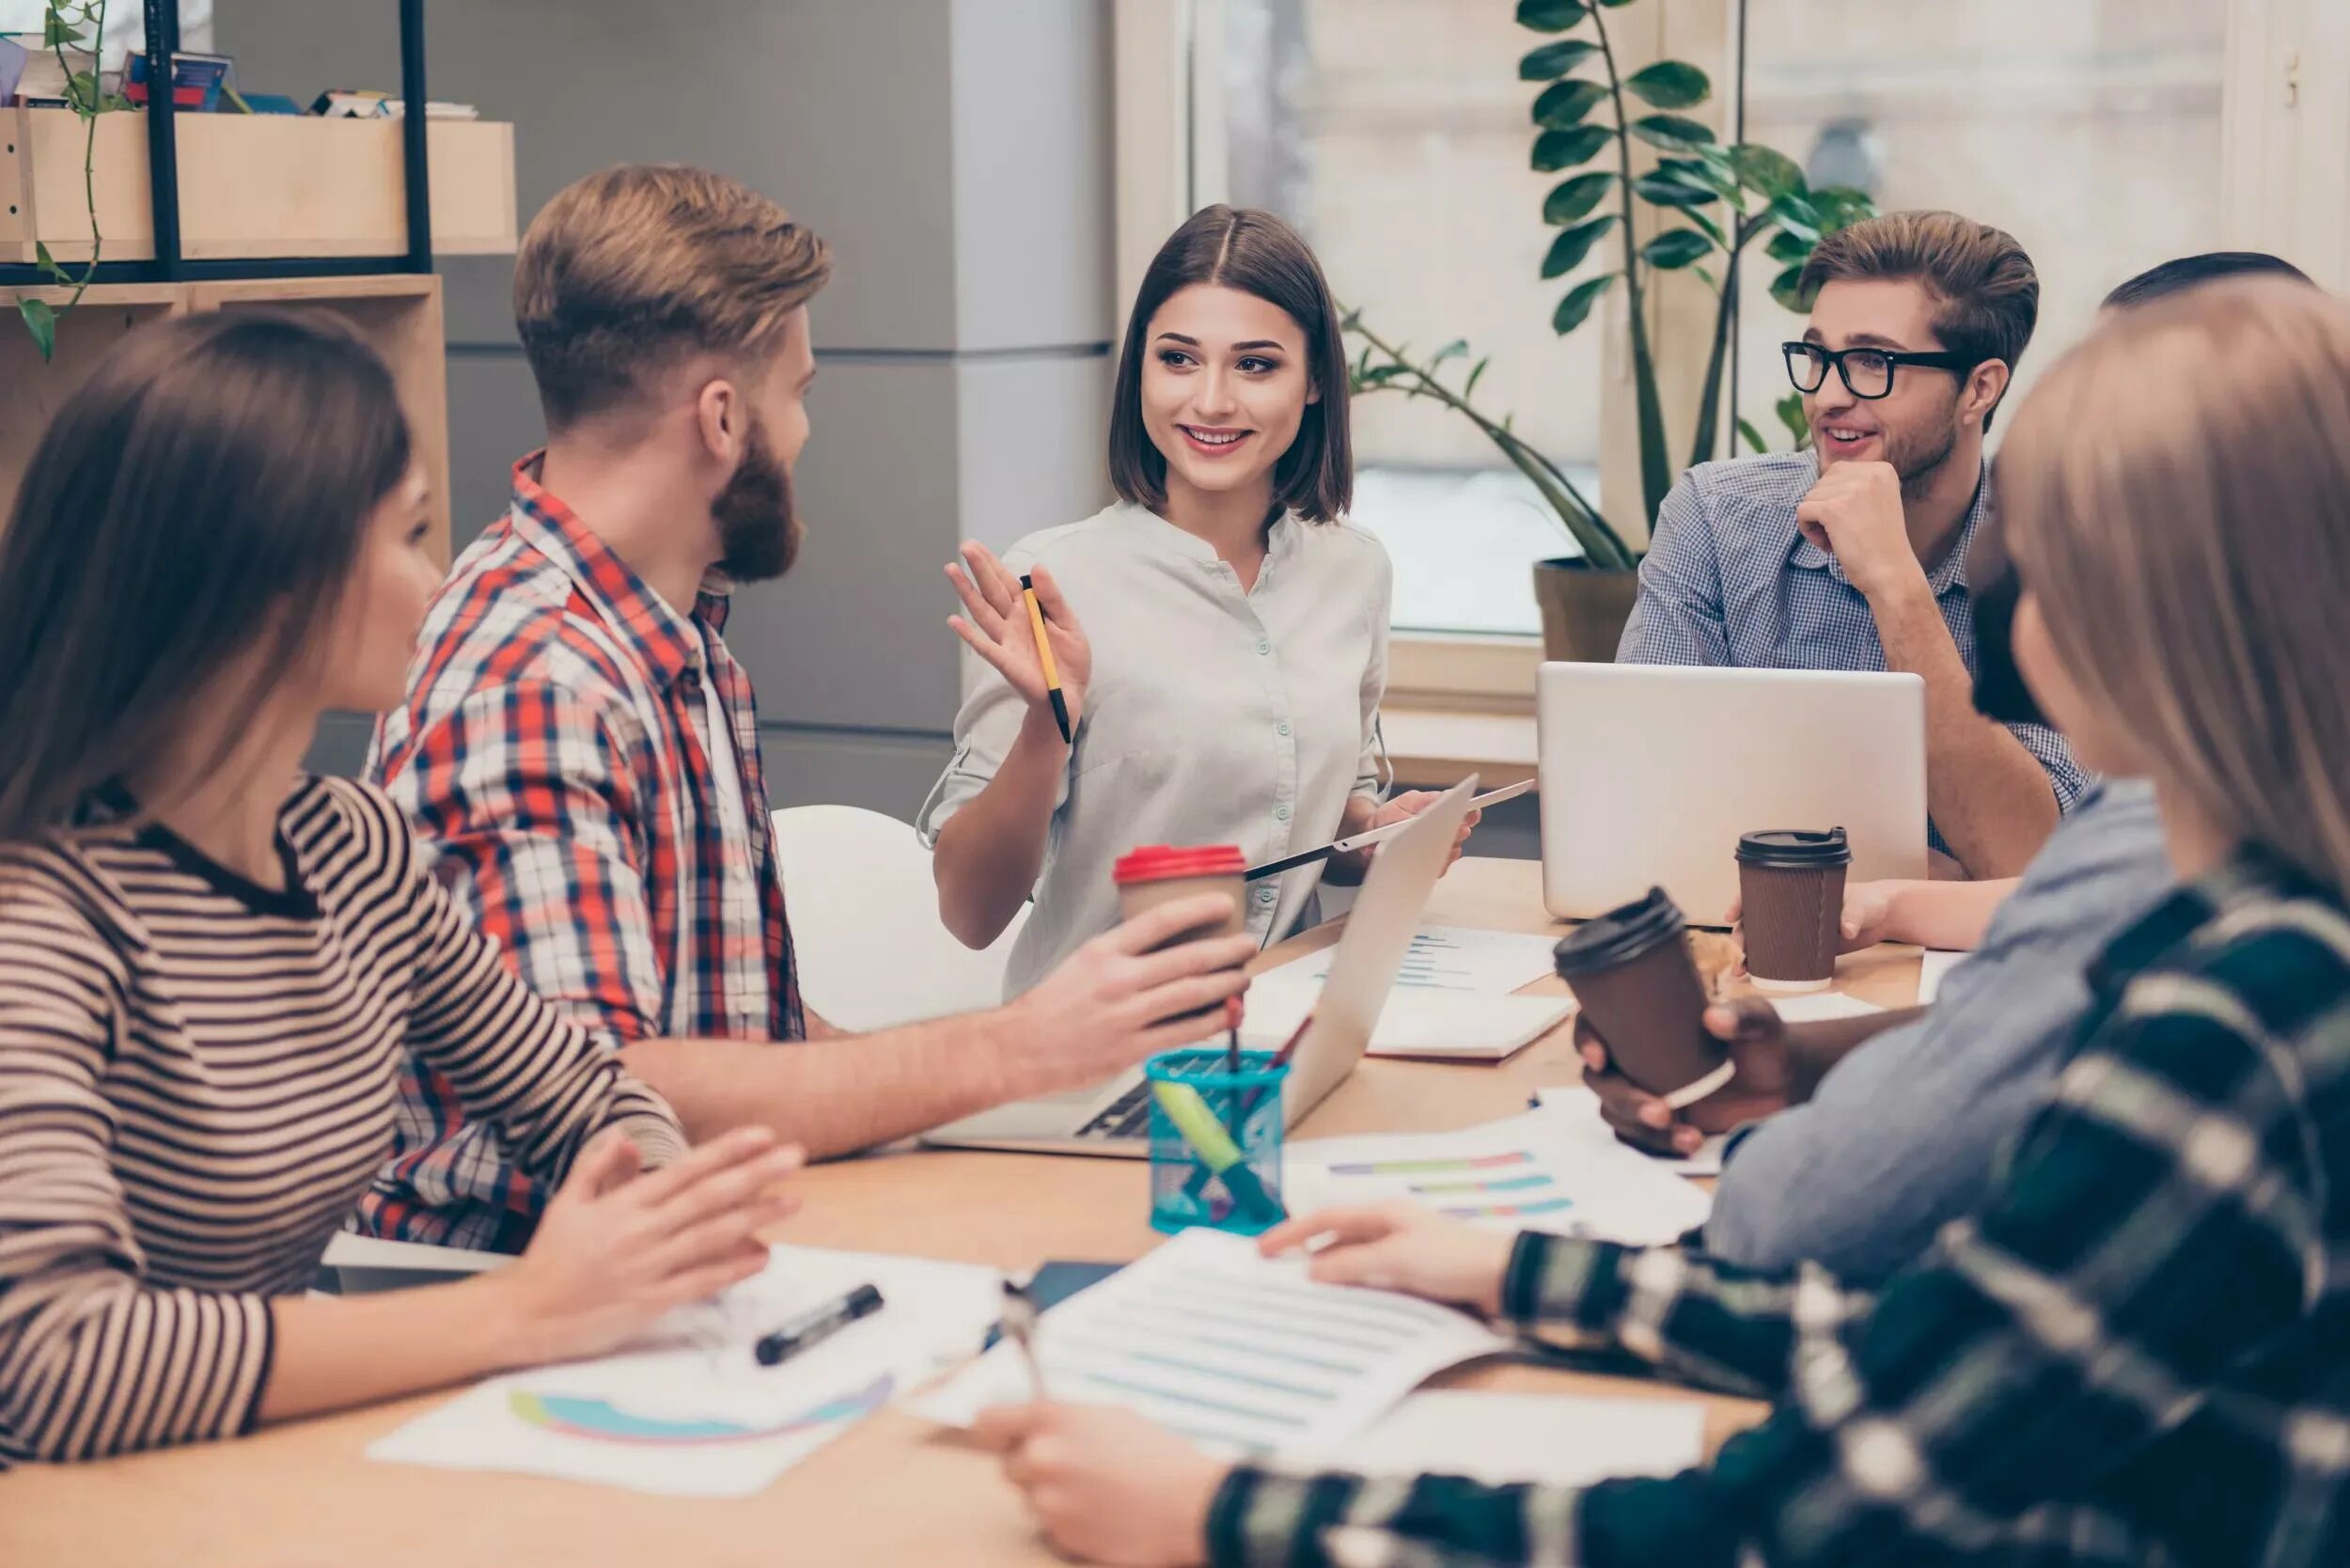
1019;572;1073;745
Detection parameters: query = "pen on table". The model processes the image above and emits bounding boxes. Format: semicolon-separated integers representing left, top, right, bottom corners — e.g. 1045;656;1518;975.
1018;573;1073;745
999;1277;1048;1399
753;1281;885;1367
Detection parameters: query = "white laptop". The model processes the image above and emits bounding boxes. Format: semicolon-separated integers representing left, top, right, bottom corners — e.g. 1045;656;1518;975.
919;776;1483;1158
1537;663;1927;924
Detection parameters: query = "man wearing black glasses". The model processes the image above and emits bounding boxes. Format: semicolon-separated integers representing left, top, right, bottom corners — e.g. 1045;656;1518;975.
1619;209;2084;879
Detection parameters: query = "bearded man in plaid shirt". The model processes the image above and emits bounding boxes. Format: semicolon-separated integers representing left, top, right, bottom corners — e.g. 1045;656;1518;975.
360;165;1257;1249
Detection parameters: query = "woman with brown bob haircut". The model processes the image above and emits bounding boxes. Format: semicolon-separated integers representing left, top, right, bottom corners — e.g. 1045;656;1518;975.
0;311;802;1464
920;206;1477;997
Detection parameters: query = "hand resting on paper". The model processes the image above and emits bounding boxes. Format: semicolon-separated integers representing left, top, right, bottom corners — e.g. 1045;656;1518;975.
1255;1203;1514;1317
976;1402;1227;1568
1576;999;1794;1158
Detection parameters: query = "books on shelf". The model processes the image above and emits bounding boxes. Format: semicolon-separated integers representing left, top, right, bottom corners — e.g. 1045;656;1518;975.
311;88;479;120
126;51;234;112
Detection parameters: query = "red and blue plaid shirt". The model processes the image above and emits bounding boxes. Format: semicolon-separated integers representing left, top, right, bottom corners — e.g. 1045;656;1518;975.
358;455;804;1249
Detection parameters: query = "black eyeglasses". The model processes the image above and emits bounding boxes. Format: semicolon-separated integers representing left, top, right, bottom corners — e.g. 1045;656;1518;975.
1783;341;1977;400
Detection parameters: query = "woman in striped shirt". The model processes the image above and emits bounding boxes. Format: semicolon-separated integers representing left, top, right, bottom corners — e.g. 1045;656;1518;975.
0;312;803;1465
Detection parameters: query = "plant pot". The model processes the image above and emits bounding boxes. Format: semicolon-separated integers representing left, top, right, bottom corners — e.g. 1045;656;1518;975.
1532;557;1639;663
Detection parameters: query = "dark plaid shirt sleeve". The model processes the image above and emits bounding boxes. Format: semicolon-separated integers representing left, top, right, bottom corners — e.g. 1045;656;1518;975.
1208;894;2325;1567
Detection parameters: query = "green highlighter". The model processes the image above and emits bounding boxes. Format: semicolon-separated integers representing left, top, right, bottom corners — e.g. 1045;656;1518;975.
1150;1081;1288;1227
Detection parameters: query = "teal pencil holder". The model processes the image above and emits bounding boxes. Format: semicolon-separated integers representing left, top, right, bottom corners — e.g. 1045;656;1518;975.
1143;1046;1289;1237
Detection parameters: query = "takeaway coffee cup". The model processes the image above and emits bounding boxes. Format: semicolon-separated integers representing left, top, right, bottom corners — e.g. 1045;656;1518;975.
1552;886;1731;1110
1115;845;1249;1033
1113;845;1248;949
1735;827;1852;994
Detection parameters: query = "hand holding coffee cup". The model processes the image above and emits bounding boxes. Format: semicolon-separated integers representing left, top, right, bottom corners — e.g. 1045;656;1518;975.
1734;828;1852;994
1576;997;1795;1152
1115;845;1251;1033
1552;887;1733;1110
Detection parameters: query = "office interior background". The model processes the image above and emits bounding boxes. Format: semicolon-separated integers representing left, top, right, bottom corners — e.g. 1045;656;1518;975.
4;0;2342;847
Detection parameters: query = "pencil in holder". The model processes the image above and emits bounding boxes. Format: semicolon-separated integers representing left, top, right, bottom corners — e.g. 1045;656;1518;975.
1143;1046;1289;1236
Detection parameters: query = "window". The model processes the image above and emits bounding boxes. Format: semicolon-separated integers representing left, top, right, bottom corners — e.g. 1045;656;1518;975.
1731;1;2228;450
1217;0;1594;637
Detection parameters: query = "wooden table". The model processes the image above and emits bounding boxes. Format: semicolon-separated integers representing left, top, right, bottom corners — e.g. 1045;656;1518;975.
0;859;1920;1568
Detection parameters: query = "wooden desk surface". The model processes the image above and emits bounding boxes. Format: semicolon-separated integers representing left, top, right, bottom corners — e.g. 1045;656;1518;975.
0;858;1920;1568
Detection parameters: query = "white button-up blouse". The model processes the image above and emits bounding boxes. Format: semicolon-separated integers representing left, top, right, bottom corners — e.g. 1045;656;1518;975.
918;501;1392;997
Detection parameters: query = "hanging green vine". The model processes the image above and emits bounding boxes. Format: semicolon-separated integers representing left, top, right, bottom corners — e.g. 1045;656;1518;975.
16;0;118;361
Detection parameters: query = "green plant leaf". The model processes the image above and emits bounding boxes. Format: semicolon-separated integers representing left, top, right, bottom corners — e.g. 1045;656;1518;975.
1692;263;1719;290
1641;228;1716;270
1465;357;1490;400
43;14;86;46
1542;213;1619;278
1736;417;1769;455
1519;38;1601;79
1764;227;1814;264
1768;192;1824;244
1543;170;1616;225
1624;60;1710;110
1595;0;1641;7
1729;144;1806;202
1810;184;1875;233
1552;272;1620;335
1514;0;1590;32
1531;77;1609;128
1628;114;1715;150
18;297;57;362
1636;165;1730;210
1430;339;1469;368
1531;124;1612;172
1770;261;1814;313
1683;208;1728;247
1775;390;1811;449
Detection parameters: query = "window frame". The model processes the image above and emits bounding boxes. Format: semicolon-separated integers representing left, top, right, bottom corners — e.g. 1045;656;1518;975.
1114;0;2338;712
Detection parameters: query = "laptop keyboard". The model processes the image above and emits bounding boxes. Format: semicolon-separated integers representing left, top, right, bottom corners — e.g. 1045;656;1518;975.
1074;1080;1153;1140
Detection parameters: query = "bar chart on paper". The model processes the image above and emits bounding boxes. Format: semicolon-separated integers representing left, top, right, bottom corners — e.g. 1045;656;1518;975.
1287;1107;1714;1246
1321;1150;1578;1222
909;1230;1506;1459
1263;926;1559;996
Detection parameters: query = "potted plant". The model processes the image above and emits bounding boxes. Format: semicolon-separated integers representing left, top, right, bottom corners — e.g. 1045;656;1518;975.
1345;0;1872;660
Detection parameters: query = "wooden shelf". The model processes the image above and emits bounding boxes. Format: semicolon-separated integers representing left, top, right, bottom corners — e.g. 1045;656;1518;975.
1;277;454;560
2;108;516;264
1383;704;1539;789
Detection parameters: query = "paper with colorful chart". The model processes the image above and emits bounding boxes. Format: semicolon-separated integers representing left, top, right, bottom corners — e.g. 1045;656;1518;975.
368;1245;1004;1497
1281;1105;1713;1247
907;1229;1507;1459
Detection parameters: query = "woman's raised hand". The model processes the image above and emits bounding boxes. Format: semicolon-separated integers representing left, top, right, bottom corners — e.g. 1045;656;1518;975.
945;541;1093;733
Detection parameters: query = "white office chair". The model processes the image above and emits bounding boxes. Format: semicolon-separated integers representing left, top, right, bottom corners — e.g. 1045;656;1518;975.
768;804;1028;1031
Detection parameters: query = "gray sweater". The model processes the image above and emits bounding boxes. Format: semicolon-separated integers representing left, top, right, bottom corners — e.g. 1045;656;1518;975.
1703;778;2170;1282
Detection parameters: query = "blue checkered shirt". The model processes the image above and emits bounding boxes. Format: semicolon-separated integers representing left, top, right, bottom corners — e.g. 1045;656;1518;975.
1617;452;2087;854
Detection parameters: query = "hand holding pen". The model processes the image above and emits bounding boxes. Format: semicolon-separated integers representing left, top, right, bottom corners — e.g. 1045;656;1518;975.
945;541;1091;744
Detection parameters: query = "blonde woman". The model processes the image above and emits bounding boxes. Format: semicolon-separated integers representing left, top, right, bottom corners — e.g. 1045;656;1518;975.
975;278;2350;1567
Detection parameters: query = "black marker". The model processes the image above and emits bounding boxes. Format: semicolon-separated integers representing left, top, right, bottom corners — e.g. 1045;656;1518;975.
753;1281;885;1367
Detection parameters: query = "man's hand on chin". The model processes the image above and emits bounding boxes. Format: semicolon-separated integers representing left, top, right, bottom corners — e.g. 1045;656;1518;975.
1796;460;1927;603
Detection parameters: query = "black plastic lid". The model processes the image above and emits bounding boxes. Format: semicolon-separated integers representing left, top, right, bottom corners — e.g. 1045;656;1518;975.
1735;826;1851;869
1552;886;1686;977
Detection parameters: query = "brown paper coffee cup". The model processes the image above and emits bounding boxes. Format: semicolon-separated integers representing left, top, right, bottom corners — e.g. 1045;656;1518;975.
1736;829;1852;994
1553;886;1730;1109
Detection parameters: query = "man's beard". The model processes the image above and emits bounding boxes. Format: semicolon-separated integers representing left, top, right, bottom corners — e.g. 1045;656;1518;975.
713;416;804;583
1878;395;1964;503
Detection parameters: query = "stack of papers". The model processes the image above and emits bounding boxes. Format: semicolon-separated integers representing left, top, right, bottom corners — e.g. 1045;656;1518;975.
371;1245;1004;1497
1285;1105;1712;1246
909;1229;1506;1458
1917;949;1966;1004
1245;925;1575;1061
